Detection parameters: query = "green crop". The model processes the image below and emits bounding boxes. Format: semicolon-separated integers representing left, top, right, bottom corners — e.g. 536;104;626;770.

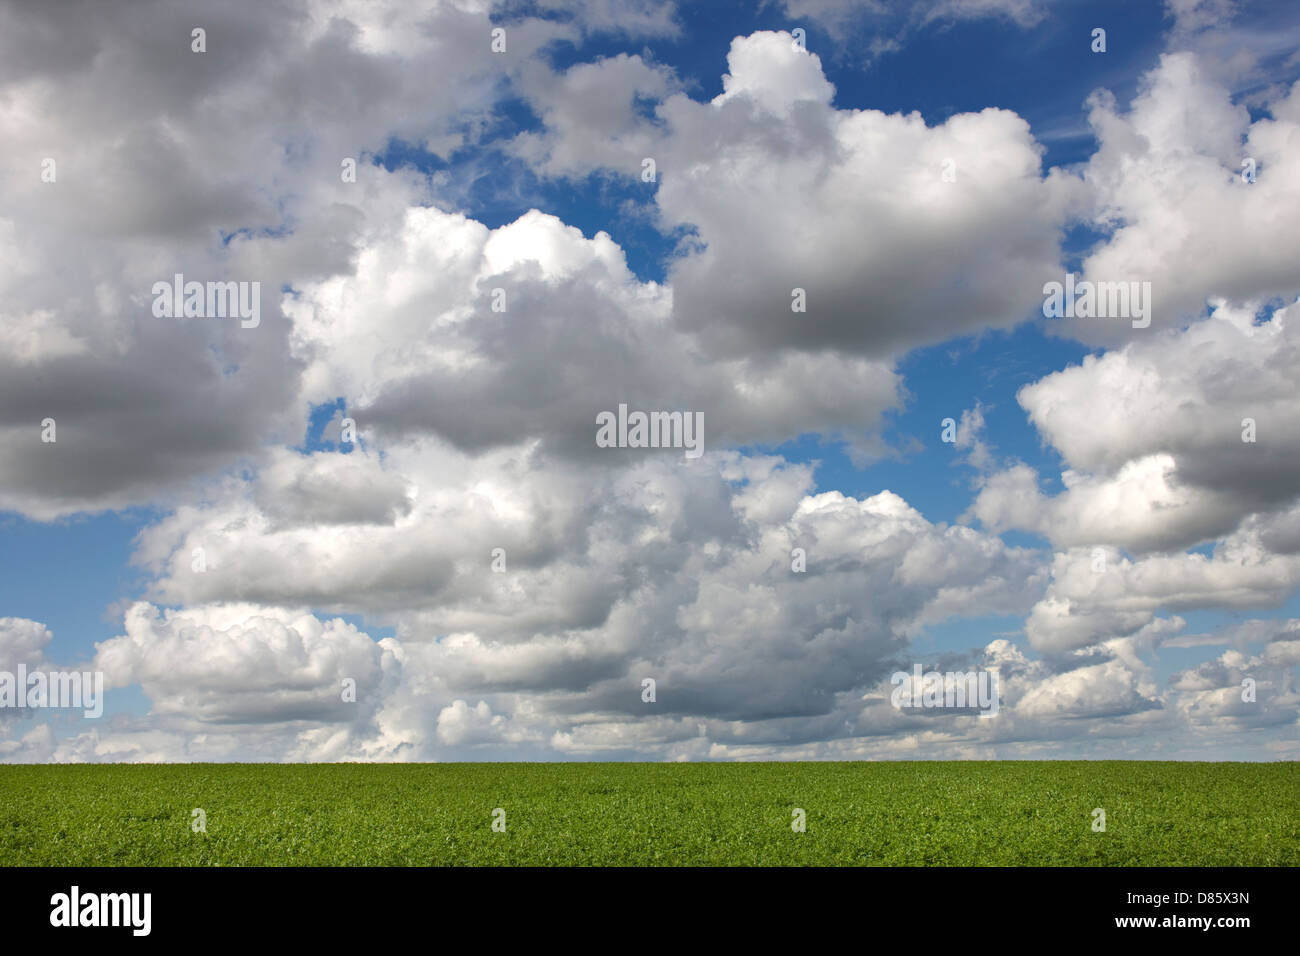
0;761;1295;866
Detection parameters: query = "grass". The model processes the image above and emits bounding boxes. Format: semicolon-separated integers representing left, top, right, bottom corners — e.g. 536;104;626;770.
0;761;1296;866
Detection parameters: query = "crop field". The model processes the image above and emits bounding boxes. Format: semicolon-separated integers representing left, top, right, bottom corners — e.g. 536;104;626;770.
1;761;1296;866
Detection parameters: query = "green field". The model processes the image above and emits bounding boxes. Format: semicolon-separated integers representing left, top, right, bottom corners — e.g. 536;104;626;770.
1;761;1296;866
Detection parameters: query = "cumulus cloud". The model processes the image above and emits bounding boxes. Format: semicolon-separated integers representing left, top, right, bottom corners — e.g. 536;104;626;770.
1022;535;1300;657
93;602;395;725
970;298;1300;552
0;617;53;669
0;0;666;520
1061;54;1300;345
0;444;1054;760
515;32;1077;363
286;203;904;460
2;6;1298;763
1170;630;1300;731
1014;657;1161;720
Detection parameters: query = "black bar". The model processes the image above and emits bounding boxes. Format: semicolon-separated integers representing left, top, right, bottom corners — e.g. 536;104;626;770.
1;865;1284;942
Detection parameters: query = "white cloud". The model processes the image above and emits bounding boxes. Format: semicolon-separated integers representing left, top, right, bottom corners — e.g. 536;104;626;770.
2;10;1299;764
511;31;1077;364
1063;55;1300;345
1023;536;1300;656
971;299;1300;552
0;0;666;520
93;602;395;726
0;617;53;668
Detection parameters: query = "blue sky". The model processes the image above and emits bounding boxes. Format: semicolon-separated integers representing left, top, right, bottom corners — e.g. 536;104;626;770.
2;0;1299;761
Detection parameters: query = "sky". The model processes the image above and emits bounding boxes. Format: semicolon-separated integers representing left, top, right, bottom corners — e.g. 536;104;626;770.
1;0;1299;761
